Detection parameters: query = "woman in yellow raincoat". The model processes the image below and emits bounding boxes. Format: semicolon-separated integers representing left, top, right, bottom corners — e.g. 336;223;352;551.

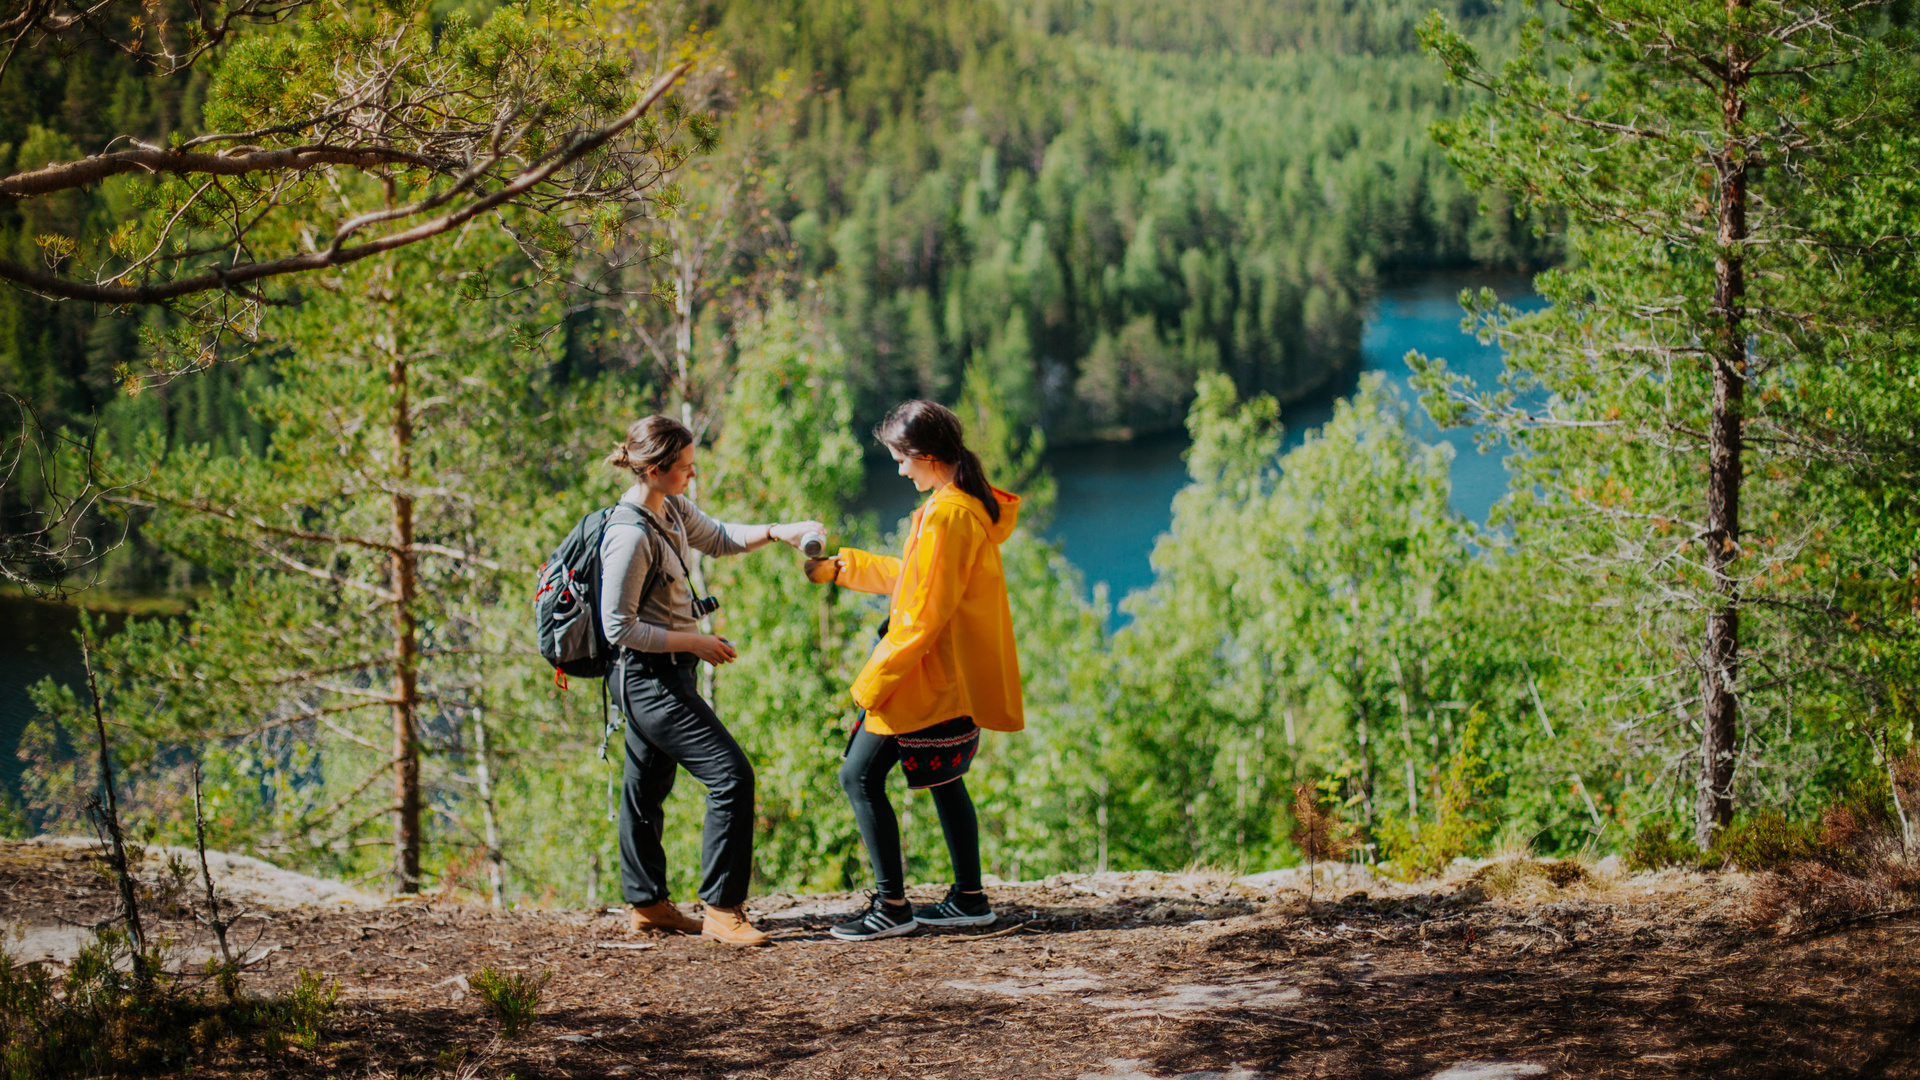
806;400;1024;941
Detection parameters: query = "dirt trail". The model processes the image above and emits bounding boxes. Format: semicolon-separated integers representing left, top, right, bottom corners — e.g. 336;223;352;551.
4;839;1917;1079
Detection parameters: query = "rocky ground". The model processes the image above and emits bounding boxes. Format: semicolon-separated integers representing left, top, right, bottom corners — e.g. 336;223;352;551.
3;838;1918;1079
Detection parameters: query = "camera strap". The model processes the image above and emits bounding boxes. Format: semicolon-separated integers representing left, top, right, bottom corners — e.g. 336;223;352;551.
635;501;707;620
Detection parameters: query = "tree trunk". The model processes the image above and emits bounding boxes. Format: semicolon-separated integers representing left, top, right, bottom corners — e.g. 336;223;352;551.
1696;26;1750;848
672;236;720;698
388;321;423;893
81;631;150;989
474;705;504;908
1390;654;1419;828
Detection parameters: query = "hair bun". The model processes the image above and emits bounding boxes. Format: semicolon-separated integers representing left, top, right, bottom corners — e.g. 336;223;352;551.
605;415;695;477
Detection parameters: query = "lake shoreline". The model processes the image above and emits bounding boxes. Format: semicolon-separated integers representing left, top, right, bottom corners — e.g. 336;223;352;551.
0;269;1545;800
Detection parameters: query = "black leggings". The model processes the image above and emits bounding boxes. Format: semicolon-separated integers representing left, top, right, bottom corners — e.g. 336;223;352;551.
840;725;982;900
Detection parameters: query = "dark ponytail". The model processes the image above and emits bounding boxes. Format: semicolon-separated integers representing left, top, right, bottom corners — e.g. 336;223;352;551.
952;447;998;524
874;400;1001;523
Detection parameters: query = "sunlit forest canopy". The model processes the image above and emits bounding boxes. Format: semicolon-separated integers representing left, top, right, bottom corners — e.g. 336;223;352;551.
709;0;1551;438
0;0;1549;478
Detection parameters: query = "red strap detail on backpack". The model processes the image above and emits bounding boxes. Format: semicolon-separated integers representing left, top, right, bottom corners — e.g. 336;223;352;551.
553;669;569;690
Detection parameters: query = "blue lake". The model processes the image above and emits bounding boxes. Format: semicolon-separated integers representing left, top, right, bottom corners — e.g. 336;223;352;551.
857;274;1546;614
0;600;92;800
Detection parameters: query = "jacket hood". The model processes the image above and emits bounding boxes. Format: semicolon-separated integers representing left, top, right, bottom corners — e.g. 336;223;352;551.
932;484;1020;544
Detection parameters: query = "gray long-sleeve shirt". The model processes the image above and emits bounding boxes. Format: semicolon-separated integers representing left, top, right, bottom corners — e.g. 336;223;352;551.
599;488;762;652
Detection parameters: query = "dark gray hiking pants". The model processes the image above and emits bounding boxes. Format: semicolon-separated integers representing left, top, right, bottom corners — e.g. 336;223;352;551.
616;652;755;908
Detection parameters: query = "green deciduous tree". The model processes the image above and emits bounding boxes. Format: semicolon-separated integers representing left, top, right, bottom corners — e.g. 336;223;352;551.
1109;373;1541;867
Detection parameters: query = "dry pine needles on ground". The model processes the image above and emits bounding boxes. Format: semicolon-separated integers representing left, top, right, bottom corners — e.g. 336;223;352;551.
3;841;1919;1079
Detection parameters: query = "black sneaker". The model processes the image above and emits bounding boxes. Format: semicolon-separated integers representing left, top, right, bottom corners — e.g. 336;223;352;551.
914;885;996;927
829;893;920;941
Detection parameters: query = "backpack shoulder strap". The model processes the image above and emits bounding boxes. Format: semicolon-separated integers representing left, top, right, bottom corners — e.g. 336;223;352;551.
608;502;668;617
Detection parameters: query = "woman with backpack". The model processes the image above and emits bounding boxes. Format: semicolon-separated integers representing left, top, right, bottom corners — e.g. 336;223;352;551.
601;415;825;946
805;400;1025;941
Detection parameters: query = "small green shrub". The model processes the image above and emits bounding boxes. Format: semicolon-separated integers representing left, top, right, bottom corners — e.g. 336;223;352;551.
150;853;196;919
207;956;242;1004
279;969;341;1051
0;951;59;1079
1628;784;1897;876
1745;776;1920;931
1711;810;1821;871
0;930;195;1079
0;928;339;1079
472;967;547;1039
1380;710;1500;879
1623;819;1703;872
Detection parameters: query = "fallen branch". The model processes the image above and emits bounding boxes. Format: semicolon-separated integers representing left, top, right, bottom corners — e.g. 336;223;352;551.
935;920;1033;942
1785;905;1920;943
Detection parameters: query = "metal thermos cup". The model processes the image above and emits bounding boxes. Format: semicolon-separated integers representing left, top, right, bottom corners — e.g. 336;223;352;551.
801;531;828;559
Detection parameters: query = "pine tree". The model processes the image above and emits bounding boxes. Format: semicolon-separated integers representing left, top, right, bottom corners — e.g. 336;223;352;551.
1417;0;1920;843
30;237;635;892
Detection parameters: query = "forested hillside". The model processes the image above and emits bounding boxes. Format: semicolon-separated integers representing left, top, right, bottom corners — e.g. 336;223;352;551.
714;0;1547;437
0;0;1542;486
0;30;263;592
3;0;1915;938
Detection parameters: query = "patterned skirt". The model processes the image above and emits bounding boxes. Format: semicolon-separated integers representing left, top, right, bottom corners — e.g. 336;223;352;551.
848;713;981;789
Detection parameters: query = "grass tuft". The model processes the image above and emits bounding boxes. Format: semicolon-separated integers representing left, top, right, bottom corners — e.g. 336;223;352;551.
1470;857;1588;899
1623;819;1702;872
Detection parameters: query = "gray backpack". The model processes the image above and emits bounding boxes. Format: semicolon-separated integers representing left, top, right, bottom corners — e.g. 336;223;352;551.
533;503;662;683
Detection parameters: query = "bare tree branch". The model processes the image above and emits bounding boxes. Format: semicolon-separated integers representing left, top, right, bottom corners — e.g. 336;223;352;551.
0;143;448;204
0;62;693;305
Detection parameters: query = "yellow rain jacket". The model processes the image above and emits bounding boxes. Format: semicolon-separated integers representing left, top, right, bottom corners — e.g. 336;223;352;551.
834;484;1025;736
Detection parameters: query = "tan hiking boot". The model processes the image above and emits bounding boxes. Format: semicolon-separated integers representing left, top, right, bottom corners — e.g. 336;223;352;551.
629;900;702;936
701;904;771;947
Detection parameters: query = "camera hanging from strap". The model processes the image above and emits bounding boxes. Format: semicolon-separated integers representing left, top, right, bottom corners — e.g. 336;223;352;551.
635;499;722;621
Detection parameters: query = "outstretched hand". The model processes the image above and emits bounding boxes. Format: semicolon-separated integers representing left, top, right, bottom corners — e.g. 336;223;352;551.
804;557;840;584
769;520;828;550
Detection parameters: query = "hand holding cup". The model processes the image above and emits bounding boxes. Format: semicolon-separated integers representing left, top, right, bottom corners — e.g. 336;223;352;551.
768;520;829;553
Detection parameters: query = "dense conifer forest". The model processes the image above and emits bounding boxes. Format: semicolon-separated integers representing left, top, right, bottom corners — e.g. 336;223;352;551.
1;0;1544;466
0;0;1914;938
